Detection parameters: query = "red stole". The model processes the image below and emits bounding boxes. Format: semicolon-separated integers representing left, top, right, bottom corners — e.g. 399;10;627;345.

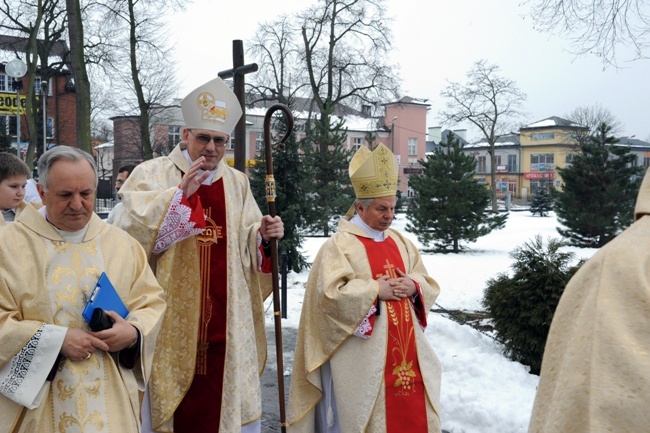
356;235;428;433
175;180;228;432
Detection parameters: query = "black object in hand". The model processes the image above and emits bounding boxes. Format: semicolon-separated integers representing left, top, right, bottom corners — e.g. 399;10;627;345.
89;308;114;331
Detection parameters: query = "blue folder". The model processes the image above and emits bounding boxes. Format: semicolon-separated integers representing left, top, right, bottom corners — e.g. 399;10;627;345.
82;272;129;324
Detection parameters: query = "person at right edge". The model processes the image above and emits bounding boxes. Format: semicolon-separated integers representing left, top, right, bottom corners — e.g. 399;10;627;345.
287;143;442;432
528;169;650;433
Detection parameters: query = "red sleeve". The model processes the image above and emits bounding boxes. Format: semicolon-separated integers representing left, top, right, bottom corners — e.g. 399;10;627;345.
258;233;273;274
410;280;428;328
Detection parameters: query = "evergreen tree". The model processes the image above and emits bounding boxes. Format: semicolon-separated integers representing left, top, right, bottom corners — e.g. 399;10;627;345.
302;114;355;237
530;189;553;217
483;236;583;375
249;106;311;272
406;132;507;253
554;122;643;247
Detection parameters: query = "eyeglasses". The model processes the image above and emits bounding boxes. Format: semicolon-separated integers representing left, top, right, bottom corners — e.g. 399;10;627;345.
188;129;228;147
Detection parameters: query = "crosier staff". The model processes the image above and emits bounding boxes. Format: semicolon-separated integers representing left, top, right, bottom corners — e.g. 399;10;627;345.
263;103;294;433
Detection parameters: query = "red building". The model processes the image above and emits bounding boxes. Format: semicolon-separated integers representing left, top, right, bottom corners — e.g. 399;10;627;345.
0;35;77;158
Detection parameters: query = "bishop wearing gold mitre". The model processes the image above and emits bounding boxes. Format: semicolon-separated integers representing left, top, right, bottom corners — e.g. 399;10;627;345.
287;143;443;432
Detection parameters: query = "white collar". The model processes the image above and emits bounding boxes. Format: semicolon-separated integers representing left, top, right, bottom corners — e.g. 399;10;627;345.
38;206;89;243
351;215;386;242
182;149;218;184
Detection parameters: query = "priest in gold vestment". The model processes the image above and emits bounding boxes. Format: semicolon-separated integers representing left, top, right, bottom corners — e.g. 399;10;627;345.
528;170;650;432
115;77;283;433
287;144;442;433
0;146;166;433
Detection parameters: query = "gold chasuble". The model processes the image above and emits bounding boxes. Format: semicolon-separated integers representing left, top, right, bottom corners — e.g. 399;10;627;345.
0;206;165;433
287;218;442;433
528;171;650;433
355;236;428;432
116;145;272;432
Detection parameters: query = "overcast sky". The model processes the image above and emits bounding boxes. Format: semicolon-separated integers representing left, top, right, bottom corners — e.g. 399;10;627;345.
166;0;650;141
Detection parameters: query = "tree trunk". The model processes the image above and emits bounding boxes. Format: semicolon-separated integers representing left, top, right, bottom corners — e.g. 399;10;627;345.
489;144;498;211
128;0;152;160
24;6;42;169
66;0;92;153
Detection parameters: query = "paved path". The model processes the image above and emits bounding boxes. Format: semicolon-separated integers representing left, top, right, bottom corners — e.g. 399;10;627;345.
260;324;449;433
261;324;297;432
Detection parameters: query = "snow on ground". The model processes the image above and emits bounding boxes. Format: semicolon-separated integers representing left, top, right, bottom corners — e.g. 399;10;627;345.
267;211;598;433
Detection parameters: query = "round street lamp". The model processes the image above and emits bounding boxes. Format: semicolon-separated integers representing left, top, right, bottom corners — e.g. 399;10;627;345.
5;59;27;158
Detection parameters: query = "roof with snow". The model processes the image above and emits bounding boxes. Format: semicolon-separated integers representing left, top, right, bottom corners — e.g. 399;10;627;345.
616;136;650;148
463;133;521;149
0;35;69;67
522;116;586;130
246;95;385;132
382;96;430;107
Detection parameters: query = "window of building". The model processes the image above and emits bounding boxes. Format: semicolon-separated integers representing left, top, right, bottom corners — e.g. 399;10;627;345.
530;180;553;196
353;137;363;151
530;153;554;171
408;137;417;155
644;157;650;168
228;134;235;150
507;154;517;172
256;136;264;152
477;156;486;173
565;153;574;166
0;115;52;139
496;178;517;195
531;133;555;141
0;115;17;137
46;117;54;139
494;155;501;167
33;77;52;96
0;74;13;92
168;125;181;150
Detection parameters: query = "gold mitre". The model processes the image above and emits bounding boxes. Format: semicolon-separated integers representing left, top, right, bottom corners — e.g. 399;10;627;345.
349;143;398;198
181;77;242;134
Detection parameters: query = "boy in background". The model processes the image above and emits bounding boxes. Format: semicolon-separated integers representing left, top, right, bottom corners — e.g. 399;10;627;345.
0;153;30;225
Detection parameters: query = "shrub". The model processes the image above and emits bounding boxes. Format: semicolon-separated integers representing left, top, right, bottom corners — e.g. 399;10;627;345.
482;235;583;374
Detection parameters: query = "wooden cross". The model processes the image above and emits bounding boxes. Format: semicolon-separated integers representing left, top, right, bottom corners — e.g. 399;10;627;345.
218;40;258;173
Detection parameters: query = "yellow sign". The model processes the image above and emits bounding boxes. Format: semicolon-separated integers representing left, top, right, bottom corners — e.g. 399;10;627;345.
0;93;27;115
225;157;257;167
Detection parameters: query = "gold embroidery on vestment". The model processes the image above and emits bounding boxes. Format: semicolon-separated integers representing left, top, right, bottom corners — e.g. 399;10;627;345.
197;209;213;375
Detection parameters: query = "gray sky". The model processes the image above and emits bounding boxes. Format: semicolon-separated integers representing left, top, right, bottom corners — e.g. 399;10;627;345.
167;0;650;141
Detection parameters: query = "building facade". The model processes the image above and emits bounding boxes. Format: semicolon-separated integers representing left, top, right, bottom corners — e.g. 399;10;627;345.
0;36;77;158
112;94;432;197
460;116;650;200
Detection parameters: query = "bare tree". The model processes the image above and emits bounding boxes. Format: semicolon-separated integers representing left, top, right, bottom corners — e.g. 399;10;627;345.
299;0;400;152
66;0;92;153
0;0;69;166
525;0;650;66
440;59;527;211
95;0;182;160
565;103;624;135
247;15;308;106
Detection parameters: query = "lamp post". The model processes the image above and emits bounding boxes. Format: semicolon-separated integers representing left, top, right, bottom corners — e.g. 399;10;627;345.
15;86;21;158
41;81;48;156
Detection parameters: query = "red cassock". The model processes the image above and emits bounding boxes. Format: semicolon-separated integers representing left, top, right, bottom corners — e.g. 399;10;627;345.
356;236;428;433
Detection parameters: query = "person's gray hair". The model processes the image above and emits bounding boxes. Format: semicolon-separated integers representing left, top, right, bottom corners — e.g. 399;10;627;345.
38;146;98;191
355;198;376;212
